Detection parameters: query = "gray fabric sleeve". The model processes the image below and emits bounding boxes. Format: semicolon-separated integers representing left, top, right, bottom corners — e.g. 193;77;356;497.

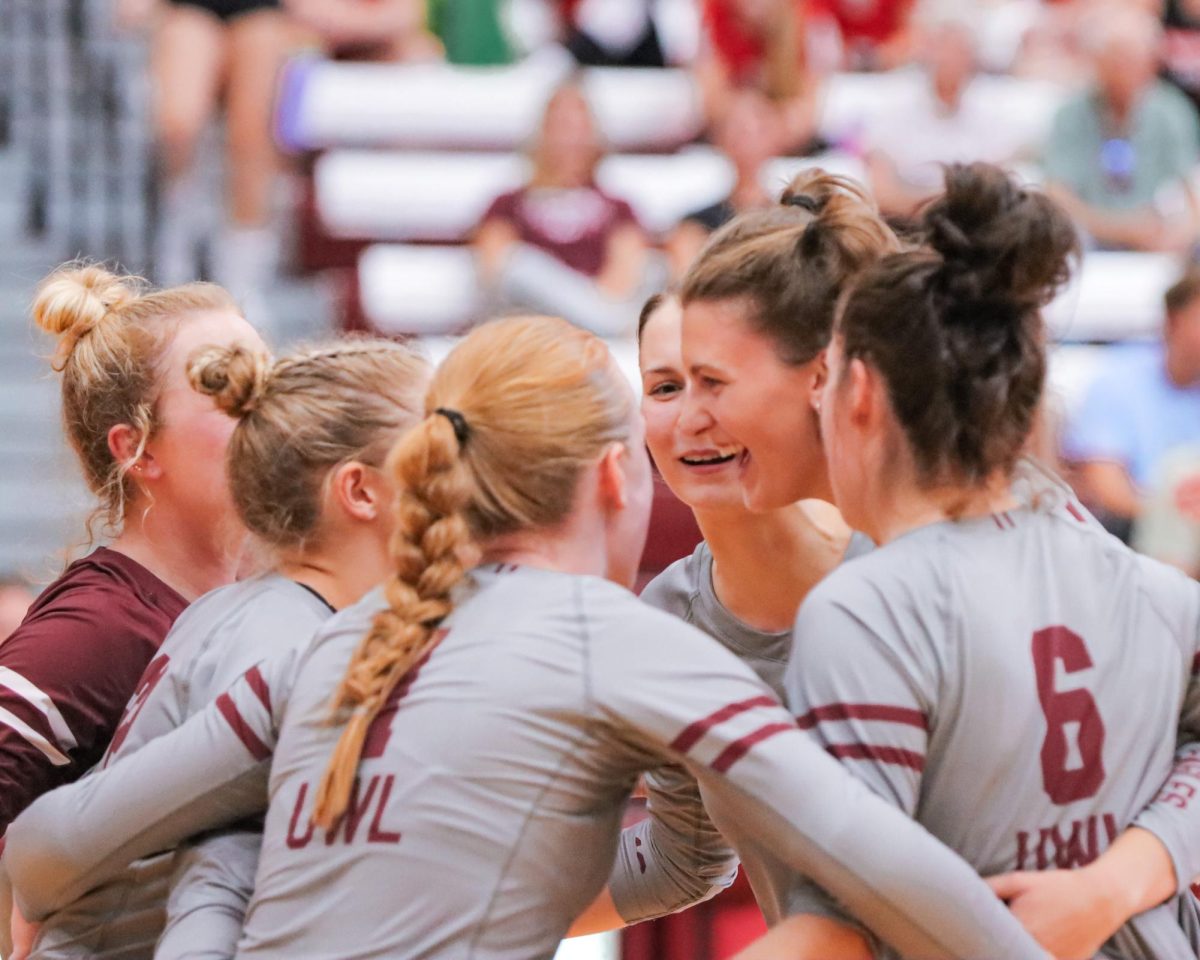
779;584;933;939
591;598;1045;960
607;763;738;924
3;657;287;922
156;830;262;960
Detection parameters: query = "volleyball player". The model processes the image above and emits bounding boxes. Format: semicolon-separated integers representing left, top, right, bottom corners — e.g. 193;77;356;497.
0;265;259;955
25;340;428;959
5;316;1047;959
745;164;1200;958
575;174;895;935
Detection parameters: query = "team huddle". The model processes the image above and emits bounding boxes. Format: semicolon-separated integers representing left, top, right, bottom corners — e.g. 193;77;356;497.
0;163;1198;960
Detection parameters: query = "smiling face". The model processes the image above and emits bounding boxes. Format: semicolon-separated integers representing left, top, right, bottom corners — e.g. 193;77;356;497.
681;297;832;512
639;297;747;513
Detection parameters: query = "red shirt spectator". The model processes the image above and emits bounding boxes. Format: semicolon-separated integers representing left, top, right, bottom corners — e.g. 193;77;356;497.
0;548;187;835
703;0;806;87
481;186;639;277
807;0;914;69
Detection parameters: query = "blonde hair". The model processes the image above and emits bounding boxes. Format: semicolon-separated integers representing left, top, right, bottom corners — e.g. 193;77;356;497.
32;262;238;540
188;338;431;552
312;315;634;828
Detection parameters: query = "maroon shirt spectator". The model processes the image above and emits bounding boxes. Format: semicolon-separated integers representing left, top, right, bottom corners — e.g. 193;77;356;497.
0;549;187;834
480;186;639;278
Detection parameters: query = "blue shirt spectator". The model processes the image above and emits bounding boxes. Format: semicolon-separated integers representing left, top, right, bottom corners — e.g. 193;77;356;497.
1064;265;1200;539
1065;341;1200;489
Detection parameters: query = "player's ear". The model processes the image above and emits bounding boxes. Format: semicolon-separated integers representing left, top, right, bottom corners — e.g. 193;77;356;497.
846;358;877;430
808;349;828;414
597;442;629;511
109;423;161;480
330;461;389;523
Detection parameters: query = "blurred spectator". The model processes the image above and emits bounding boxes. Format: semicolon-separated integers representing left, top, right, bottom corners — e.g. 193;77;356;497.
1163;0;1200;113
1063;265;1200;540
124;0;292;319
427;0;513;64
1043;6;1200;252
474;83;654;337
666;88;782;275
1132;445;1200;576
865;14;1023;220
0;579;35;644
559;0;666;67
288;0;440;60
697;0;819;153
808;0;916;71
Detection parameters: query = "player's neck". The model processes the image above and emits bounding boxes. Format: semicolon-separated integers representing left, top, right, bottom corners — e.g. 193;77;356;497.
695;504;848;633
867;474;1019;545
277;526;392;612
109;516;243;601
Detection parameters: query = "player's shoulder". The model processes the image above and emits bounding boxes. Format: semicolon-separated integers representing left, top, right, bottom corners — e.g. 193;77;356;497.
639;542;706;621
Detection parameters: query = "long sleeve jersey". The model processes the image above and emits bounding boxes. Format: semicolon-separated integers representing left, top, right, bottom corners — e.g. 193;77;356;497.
5;564;1047;960
785;492;1200;959
29;574;334;960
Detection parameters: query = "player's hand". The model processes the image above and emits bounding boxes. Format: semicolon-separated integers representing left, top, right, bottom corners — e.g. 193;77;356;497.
10;904;39;960
988;869;1124;960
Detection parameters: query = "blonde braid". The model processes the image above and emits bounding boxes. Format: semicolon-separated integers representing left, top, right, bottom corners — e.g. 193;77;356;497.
312;412;476;829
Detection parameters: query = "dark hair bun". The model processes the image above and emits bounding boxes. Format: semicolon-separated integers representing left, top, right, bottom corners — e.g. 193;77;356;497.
923;163;1078;312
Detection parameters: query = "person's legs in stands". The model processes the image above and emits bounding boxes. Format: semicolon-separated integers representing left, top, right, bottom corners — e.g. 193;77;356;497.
152;4;228;284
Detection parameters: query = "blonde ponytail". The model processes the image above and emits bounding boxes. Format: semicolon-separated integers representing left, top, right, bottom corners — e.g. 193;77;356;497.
312;414;475;829
313;315;634;829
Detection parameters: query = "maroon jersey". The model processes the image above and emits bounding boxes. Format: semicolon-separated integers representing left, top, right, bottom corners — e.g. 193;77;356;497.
0;548;187;836
480;185;639;277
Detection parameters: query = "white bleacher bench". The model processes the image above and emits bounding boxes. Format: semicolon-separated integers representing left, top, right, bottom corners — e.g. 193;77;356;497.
314;149;865;243
277;49;704;154
278;53;1068;156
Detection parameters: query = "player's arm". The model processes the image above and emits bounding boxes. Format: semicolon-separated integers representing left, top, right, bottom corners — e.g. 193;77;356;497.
590;597;1047;960
155;829;262;960
2;657;290;921
568;763;739;935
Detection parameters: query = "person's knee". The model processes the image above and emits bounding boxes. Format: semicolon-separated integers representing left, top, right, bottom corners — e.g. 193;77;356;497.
156;106;205;170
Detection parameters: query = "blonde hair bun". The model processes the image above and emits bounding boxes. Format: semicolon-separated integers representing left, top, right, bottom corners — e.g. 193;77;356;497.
32;265;139;343
188;343;273;418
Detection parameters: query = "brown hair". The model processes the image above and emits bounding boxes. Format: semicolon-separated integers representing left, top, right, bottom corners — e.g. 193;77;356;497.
188;338;430;552
681;170;900;364
312;315;635;828
836;163;1078;486
1165;265;1200;316
32;263;238;540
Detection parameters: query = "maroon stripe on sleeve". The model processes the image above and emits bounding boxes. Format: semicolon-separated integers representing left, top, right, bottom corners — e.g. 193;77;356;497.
826;742;925;771
670;696;779;755
1193;652;1200;676
245;666;272;716
710;722;794;773
216;693;271;761
795;703;928;731
1065;502;1087;524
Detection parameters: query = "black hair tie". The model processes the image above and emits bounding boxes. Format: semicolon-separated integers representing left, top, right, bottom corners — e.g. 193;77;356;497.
434;407;470;445
783;194;821;214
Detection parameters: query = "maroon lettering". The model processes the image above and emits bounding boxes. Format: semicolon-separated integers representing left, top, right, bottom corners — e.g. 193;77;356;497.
326;776;380;846
1016;831;1030;870
287;782;315;849
368;774;402;844
635;836;646;874
1015;812;1117;870
106;654;171;762
1032;627;1106;804
362;630;448;760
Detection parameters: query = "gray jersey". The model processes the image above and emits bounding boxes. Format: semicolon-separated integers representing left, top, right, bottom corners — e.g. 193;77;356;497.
608;532;875;924
785;489;1200;959
5;564;1046;960
29;574;333;960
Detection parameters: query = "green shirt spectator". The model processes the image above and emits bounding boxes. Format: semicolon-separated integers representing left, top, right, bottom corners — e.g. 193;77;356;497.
1044;81;1199;212
428;0;512;65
